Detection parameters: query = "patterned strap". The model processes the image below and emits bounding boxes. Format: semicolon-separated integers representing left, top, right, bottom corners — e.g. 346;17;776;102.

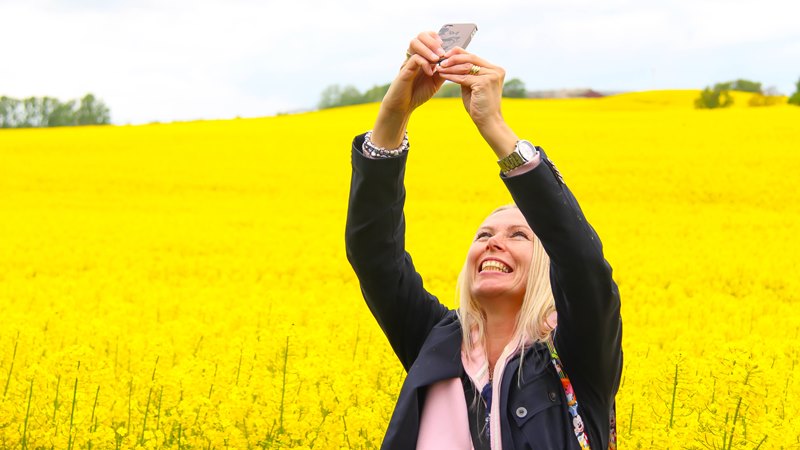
546;339;617;450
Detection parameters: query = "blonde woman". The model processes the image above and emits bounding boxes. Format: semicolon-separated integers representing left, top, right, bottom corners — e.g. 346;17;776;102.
345;31;622;449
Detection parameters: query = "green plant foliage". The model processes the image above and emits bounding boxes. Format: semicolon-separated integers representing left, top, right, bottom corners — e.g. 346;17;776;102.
725;79;762;93
695;84;734;109
320;77;531;108
502;78;527;98
318;84;391;109
0;94;110;128
434;83;462;98
788;78;800;106
361;84;391;103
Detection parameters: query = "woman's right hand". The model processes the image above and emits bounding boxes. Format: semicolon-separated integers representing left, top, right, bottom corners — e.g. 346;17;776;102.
371;31;446;148
383;31;447;114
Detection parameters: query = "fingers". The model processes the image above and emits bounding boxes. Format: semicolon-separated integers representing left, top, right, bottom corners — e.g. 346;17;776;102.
401;54;436;77
436;50;505;87
437;64;504;85
438;51;500;73
437;68;503;90
406;31;446;63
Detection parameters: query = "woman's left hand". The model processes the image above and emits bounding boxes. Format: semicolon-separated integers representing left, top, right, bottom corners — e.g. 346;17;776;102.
437;48;518;158
436;48;506;130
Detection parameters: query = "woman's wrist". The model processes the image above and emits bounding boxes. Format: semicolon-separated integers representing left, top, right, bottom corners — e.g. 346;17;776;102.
372;108;412;148
363;130;409;158
477;119;519;159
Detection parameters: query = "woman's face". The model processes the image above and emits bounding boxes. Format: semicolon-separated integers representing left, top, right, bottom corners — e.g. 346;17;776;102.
467;208;534;303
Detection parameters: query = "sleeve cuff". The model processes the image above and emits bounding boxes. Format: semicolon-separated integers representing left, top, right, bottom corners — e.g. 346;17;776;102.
501;150;542;178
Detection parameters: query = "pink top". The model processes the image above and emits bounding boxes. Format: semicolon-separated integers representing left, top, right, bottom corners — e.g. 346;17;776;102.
417;331;530;450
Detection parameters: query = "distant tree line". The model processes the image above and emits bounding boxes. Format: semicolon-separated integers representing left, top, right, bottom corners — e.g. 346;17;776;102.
790;78;800;106
318;78;528;109
695;78;800;109
321;76;800;111
0;94;110;128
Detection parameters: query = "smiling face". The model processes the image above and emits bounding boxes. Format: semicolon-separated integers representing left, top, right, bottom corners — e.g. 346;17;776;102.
467;207;534;304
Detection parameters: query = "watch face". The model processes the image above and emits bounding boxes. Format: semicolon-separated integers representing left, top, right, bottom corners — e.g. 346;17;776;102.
518;140;536;160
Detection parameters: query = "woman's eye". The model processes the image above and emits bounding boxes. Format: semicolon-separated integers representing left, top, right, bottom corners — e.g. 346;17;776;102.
475;232;491;241
511;231;530;239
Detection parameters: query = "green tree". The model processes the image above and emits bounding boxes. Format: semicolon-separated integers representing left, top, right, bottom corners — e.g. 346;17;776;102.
361;83;391;103
434;83;461;98
338;86;364;107
0;96;21;128
76;94;110;125
46;98;78;127
695;83;734;109
728;79;762;93
789;78;800;106
318;84;343;109
503;78;527;98
0;94;109;127
22;97;41;127
318;84;367;109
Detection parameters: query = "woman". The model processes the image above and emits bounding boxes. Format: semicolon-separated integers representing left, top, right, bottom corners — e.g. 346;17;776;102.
345;30;622;449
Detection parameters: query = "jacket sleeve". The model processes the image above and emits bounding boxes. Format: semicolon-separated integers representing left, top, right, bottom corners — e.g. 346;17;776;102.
345;133;450;372
502;149;623;412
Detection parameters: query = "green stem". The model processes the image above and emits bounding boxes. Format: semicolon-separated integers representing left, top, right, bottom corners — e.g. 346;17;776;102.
68;375;78;450
88;385;100;450
140;386;153;445
3;332;18;398
127;379;133;435
236;347;243;386
21;378;33;450
53;373;61;436
342;415;352;450
193;336;204;357
628;403;634;436
669;363;678;429
151;356;159;381
156;385;163;430
279;336;289;433
727;396;742;450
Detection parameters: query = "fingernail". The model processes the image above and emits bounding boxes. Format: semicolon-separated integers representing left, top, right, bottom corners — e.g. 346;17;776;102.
436;47;446;57
430;52;439;60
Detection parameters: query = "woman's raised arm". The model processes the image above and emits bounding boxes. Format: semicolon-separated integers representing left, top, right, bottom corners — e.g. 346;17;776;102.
371;31;447;148
345;32;453;371
439;49;622;412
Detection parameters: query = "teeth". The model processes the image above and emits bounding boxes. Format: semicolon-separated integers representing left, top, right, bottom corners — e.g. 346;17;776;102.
481;260;511;273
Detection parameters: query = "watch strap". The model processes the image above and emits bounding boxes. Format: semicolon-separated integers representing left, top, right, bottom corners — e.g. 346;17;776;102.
498;140;537;173
498;151;526;172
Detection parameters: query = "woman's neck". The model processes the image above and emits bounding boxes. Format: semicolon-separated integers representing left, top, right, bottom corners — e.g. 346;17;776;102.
483;303;520;372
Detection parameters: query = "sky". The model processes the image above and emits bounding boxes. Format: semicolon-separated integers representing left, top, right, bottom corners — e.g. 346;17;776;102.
1;0;798;124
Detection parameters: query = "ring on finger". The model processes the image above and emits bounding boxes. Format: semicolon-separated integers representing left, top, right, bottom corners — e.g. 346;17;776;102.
469;64;481;75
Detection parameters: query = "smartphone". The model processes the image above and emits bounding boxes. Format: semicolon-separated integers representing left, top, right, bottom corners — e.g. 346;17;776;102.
438;23;478;54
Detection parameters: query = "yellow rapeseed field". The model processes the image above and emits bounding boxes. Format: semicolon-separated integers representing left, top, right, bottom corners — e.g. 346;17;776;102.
1;90;799;449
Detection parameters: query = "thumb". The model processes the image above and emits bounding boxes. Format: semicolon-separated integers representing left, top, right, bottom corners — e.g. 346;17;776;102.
400;55;435;79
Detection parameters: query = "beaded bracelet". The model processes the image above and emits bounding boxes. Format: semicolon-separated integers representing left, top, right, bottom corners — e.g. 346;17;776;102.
363;130;409;158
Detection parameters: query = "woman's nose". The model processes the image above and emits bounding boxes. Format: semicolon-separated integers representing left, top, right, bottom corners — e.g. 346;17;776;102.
486;234;504;250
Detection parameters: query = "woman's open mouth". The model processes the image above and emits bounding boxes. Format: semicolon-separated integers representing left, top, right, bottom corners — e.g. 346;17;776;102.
479;259;512;273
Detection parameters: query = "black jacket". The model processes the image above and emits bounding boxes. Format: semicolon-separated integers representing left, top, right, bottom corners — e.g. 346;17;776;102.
345;133;622;449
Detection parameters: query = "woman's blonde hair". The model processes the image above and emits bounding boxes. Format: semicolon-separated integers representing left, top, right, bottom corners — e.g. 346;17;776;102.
456;204;556;359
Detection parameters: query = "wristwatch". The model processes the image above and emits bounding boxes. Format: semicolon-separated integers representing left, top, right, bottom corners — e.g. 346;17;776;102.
497;140;538;173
